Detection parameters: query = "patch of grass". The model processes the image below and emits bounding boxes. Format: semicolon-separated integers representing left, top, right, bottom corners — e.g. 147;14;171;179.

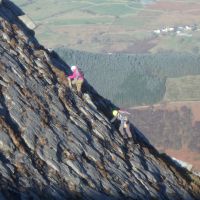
113;15;146;27
48;17;114;26
13;0;27;5
13;0;93;21
151;35;200;54
86;3;140;16
164;75;200;101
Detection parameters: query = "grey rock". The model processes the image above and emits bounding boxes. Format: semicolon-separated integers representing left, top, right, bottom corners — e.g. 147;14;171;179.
0;193;6;200
0;1;199;200
18;15;36;30
0;130;15;152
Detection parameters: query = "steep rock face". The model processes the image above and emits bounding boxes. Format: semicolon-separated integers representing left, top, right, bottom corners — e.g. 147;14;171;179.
0;1;200;199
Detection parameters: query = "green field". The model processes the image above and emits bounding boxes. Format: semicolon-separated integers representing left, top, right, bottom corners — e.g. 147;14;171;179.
164;75;200;101
12;0;200;53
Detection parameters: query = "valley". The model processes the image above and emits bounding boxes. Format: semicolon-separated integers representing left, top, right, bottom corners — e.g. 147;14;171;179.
128;100;200;171
13;0;200;54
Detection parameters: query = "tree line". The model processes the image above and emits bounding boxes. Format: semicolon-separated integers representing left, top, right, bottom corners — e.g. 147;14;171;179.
55;47;200;106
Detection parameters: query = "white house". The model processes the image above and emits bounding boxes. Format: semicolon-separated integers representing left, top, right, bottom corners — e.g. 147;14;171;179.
185;25;192;31
153;29;161;34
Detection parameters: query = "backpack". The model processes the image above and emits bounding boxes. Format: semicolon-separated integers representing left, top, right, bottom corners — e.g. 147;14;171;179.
78;68;84;78
75;68;84;80
118;110;130;121
119;110;130;115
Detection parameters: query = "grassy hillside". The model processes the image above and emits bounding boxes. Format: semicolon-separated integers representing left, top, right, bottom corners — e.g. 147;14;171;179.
56;47;200;106
128;101;200;170
13;0;200;54
164;75;200;101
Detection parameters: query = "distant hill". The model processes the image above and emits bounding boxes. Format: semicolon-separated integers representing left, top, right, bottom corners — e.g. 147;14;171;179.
128;101;200;171
164;75;200;101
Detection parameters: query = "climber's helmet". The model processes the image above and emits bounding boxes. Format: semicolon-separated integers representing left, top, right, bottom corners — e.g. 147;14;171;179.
71;65;77;71
112;110;118;116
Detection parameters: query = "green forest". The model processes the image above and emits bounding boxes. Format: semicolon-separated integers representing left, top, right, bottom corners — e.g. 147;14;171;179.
55;47;200;107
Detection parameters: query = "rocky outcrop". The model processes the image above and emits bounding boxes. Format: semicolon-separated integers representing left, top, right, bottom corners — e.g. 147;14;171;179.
0;1;200;199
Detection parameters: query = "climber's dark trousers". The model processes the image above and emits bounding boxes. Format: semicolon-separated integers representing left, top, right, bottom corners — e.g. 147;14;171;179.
119;121;132;138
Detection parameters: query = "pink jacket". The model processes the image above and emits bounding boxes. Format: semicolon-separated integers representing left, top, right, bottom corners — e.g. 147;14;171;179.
68;69;84;80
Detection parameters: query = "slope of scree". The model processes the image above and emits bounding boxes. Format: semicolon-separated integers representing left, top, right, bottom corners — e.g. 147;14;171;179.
0;1;200;199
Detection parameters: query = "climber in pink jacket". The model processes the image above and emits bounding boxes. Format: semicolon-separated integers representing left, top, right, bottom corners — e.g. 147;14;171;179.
68;65;84;95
